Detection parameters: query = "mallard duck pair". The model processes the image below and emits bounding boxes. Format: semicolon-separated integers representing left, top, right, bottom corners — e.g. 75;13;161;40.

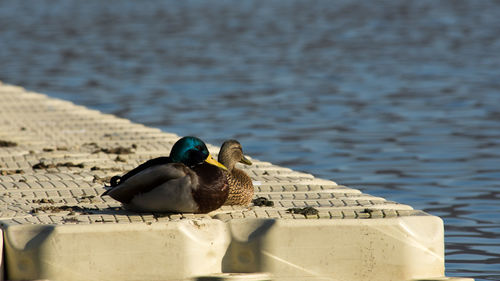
102;136;254;213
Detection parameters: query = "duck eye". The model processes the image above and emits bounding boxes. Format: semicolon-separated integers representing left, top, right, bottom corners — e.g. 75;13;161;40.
186;148;205;163
195;145;203;151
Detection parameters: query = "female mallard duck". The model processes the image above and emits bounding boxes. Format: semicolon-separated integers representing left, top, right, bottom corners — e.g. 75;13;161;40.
102;136;229;213
218;140;254;206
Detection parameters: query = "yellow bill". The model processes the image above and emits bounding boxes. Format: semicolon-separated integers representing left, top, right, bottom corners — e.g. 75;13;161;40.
205;154;228;170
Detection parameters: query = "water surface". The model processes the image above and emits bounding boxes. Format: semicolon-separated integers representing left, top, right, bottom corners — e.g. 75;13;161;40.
1;1;500;279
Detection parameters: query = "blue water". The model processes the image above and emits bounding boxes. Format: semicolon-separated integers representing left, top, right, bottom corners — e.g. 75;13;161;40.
1;0;500;279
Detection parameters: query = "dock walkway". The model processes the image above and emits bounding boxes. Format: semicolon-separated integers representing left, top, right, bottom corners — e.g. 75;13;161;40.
0;82;470;281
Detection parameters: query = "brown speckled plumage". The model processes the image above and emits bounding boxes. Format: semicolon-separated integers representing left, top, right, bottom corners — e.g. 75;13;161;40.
218;140;254;206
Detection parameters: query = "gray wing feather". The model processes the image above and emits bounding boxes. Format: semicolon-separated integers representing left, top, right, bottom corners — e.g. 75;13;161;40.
105;163;189;203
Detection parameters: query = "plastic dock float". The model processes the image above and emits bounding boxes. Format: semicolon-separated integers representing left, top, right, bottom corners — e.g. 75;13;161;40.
0;82;471;281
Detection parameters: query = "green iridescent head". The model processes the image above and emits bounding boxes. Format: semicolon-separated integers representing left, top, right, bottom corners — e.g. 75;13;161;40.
170;136;227;170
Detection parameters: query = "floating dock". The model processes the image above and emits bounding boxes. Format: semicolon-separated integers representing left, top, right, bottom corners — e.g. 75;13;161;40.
0;82;471;281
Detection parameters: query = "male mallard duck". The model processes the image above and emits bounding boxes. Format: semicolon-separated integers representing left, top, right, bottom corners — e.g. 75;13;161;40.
102;136;229;213
218;140;254;206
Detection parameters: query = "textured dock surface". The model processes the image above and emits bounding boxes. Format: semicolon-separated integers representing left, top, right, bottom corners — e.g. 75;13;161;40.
0;83;418;225
0;82;464;281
